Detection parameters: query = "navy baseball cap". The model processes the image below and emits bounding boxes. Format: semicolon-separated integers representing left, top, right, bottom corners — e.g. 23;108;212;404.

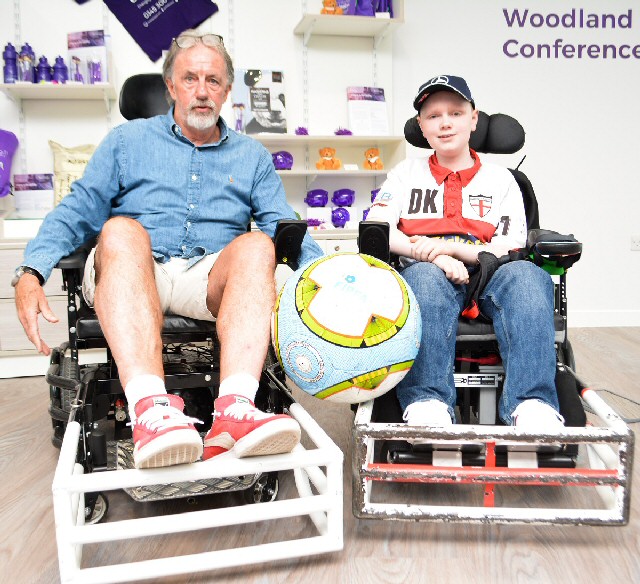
413;75;475;111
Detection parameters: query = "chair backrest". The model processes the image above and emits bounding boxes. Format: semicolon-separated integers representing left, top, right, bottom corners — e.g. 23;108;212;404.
404;112;539;230
119;73;168;120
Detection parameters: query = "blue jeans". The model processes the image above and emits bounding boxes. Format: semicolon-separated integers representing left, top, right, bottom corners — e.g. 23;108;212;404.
396;260;558;424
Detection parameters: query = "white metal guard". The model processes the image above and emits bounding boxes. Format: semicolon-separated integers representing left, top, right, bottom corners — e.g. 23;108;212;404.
352;387;634;525
53;401;343;584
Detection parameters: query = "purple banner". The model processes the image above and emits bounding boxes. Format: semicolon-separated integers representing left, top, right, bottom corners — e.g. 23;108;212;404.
104;0;219;62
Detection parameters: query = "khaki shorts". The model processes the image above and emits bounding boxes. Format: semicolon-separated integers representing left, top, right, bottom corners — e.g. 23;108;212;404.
82;248;220;322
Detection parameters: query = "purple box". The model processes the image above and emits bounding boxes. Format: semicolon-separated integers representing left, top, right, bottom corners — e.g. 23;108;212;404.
336;0;357;15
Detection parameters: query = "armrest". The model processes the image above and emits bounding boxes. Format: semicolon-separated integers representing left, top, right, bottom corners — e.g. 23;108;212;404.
273;220;307;271
527;229;582;256
55;239;96;270
358;221;390;264
526;229;582;273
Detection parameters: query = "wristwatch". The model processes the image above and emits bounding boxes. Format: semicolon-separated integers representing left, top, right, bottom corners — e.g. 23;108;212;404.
11;266;44;287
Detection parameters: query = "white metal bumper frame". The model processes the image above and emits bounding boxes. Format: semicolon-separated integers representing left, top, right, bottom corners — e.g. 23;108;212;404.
52;401;344;584
352;387;634;525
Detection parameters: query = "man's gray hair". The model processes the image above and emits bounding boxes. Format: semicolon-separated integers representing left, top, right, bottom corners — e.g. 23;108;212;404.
162;30;234;105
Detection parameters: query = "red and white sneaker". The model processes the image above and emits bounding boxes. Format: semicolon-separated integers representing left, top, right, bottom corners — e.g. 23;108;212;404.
132;394;203;469
203;395;301;460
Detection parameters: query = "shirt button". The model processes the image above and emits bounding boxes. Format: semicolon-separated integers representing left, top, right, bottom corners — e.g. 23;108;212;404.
189;204;195;209
191;174;198;181
182;245;186;251
187;222;191;228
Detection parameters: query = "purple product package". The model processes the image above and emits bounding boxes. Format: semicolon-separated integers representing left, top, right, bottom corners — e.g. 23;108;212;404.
0;129;19;197
336;0;357;15
68;30;108;84
13;173;54;217
103;0;219;62
355;0;374;16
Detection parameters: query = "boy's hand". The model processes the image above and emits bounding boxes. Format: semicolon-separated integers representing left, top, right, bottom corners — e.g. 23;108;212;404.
409;235;449;262
14;275;59;356
432;255;469;285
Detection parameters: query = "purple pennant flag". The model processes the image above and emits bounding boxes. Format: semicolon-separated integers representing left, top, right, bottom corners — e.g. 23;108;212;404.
103;0;219;62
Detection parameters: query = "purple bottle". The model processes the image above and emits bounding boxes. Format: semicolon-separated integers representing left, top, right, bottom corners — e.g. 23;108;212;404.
52;56;68;83
3;43;18;83
36;56;52;82
18;43;35;82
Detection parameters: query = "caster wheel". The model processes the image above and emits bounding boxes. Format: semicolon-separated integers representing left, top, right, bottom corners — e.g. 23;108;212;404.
85;493;109;524
243;472;279;504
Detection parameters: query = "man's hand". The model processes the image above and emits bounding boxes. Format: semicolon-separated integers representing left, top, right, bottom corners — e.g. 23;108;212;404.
14;274;59;355
432;255;470;285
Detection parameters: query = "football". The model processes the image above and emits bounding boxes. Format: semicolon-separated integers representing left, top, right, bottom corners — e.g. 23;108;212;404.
272;252;421;403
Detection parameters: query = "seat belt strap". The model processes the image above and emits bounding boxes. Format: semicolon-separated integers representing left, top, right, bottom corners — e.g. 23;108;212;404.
461;250;526;321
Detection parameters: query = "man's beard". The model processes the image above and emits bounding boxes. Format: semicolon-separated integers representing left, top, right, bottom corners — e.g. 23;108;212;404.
186;99;218;130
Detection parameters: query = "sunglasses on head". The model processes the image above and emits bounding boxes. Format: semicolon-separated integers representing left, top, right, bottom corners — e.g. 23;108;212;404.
173;33;224;49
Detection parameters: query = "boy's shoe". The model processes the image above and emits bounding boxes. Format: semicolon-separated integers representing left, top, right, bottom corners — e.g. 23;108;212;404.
203;395;301;460
403;399;453;427
403;399;453;446
133;394;203;469
512;399;565;432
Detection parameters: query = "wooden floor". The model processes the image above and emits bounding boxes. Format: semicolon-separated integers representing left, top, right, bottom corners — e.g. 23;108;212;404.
1;327;638;584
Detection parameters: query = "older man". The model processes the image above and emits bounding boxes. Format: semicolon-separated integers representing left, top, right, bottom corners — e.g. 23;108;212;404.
13;31;322;469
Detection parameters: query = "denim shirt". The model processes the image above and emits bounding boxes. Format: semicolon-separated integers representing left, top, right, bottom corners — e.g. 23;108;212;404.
23;110;322;281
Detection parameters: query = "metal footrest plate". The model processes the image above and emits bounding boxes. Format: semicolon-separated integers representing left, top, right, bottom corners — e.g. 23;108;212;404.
112;440;260;502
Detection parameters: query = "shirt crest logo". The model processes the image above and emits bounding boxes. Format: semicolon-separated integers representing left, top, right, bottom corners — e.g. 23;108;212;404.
469;194;492;218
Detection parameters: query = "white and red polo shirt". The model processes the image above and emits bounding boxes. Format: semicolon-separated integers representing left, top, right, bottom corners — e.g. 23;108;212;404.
368;150;527;255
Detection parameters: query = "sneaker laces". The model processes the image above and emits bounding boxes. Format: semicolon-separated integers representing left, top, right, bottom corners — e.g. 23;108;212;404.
220;401;272;421
134;405;202;431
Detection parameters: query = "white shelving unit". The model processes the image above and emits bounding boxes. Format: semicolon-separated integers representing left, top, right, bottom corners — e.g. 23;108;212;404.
0;82;117;177
274;6;405;233
255;134;405;180
294;11;403;47
0;82;116;102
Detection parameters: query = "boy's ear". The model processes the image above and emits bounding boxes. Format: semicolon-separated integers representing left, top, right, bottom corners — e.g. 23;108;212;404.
470;108;479;131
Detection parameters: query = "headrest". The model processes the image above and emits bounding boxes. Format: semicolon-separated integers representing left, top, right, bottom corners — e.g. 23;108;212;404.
404;111;525;154
119;73;169;120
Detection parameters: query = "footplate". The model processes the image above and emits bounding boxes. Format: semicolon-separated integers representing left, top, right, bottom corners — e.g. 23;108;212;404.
352;387;634;525
113;440;260;502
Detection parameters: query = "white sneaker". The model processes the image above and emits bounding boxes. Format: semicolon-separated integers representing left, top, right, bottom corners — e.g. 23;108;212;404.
403;399;453;427
512;399;564;432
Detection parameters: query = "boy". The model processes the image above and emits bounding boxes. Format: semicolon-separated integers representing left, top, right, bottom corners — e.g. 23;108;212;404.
367;75;564;431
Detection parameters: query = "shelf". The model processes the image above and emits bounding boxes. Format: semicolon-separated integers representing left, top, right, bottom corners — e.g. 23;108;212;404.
255;135;405;175
294;14;402;44
276;169;387;178
254;134;404;147
0;82;117;101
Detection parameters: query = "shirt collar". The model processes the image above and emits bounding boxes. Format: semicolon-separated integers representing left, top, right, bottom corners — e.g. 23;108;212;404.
429;149;482;187
166;108;230;146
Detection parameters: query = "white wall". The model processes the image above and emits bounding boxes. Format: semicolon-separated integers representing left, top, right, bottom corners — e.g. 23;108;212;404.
1;0;638;327
392;0;640;327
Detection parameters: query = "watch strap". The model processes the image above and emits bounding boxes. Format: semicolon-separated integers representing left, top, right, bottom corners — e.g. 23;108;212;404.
17;266;44;286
